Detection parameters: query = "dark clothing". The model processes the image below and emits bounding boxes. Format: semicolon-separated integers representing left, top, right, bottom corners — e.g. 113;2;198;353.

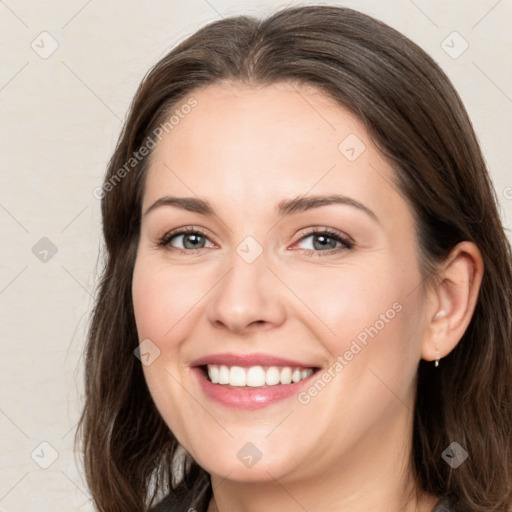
151;480;451;511
150;478;211;512
432;497;452;512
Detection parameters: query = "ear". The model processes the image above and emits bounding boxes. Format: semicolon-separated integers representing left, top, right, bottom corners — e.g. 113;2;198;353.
421;241;484;363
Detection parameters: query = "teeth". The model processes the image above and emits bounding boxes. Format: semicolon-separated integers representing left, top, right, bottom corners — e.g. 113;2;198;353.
266;366;281;385
246;366;266;387
206;365;314;387
280;367;292;385
229;366;246;386
218;365;229;385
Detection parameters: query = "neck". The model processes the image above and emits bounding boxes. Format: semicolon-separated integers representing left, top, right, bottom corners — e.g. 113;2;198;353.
207;399;439;512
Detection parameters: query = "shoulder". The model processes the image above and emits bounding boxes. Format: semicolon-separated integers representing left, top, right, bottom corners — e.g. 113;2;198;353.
149;479;212;512
150;484;451;512
431;498;451;512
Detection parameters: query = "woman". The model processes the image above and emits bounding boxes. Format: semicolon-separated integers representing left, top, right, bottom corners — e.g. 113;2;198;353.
77;5;512;512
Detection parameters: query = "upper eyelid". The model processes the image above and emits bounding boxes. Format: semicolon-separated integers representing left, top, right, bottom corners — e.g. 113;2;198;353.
295;226;353;244
161;226;214;245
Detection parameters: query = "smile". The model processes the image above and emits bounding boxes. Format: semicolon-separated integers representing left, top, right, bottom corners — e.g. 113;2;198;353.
205;364;314;387
190;353;320;409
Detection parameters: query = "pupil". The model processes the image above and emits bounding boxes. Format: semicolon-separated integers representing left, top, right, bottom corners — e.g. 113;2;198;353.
314;235;336;250
184;234;203;249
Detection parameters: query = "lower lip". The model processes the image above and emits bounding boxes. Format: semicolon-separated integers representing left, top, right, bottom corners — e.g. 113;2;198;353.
192;367;316;410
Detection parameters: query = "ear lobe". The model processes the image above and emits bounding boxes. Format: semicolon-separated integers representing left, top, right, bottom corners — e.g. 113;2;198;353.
422;241;484;363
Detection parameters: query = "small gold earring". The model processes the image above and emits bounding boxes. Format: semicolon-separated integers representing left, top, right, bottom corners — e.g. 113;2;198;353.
434;346;440;367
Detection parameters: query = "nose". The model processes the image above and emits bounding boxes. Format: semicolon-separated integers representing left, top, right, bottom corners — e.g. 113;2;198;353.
206;247;287;335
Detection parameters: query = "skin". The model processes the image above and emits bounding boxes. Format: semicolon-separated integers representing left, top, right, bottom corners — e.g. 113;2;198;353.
132;81;483;512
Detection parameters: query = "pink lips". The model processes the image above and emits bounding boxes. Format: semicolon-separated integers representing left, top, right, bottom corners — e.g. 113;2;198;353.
190;352;314;368
190;352;318;410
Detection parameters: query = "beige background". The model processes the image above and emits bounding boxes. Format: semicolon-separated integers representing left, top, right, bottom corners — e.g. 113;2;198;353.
0;0;510;510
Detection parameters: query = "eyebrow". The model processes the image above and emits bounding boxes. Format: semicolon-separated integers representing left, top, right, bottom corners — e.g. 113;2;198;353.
143;194;379;223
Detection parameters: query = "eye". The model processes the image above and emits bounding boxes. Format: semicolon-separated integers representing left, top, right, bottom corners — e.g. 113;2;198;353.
158;227;215;252
293;228;354;256
157;226;353;256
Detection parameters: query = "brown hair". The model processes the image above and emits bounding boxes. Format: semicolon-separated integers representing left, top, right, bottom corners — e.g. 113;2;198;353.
76;6;512;511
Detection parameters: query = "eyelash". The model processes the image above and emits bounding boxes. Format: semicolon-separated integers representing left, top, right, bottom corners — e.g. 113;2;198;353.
157;226;354;257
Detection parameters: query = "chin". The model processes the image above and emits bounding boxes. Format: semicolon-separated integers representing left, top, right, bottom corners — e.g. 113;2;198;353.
185;436;302;483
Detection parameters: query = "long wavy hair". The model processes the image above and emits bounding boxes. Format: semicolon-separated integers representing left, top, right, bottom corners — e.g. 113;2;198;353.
76;5;512;512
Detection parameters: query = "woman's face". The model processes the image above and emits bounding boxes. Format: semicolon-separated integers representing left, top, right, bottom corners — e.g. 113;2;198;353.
132;81;431;483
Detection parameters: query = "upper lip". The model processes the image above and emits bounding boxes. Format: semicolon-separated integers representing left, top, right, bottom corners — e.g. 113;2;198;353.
190;353;318;368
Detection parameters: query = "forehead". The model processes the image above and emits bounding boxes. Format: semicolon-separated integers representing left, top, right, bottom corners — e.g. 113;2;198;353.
142;81;409;232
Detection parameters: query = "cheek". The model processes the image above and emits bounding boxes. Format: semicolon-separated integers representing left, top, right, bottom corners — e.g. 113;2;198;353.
300;261;422;378
132;258;208;349
277;260;405;348
132;272;167;346
132;259;203;445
